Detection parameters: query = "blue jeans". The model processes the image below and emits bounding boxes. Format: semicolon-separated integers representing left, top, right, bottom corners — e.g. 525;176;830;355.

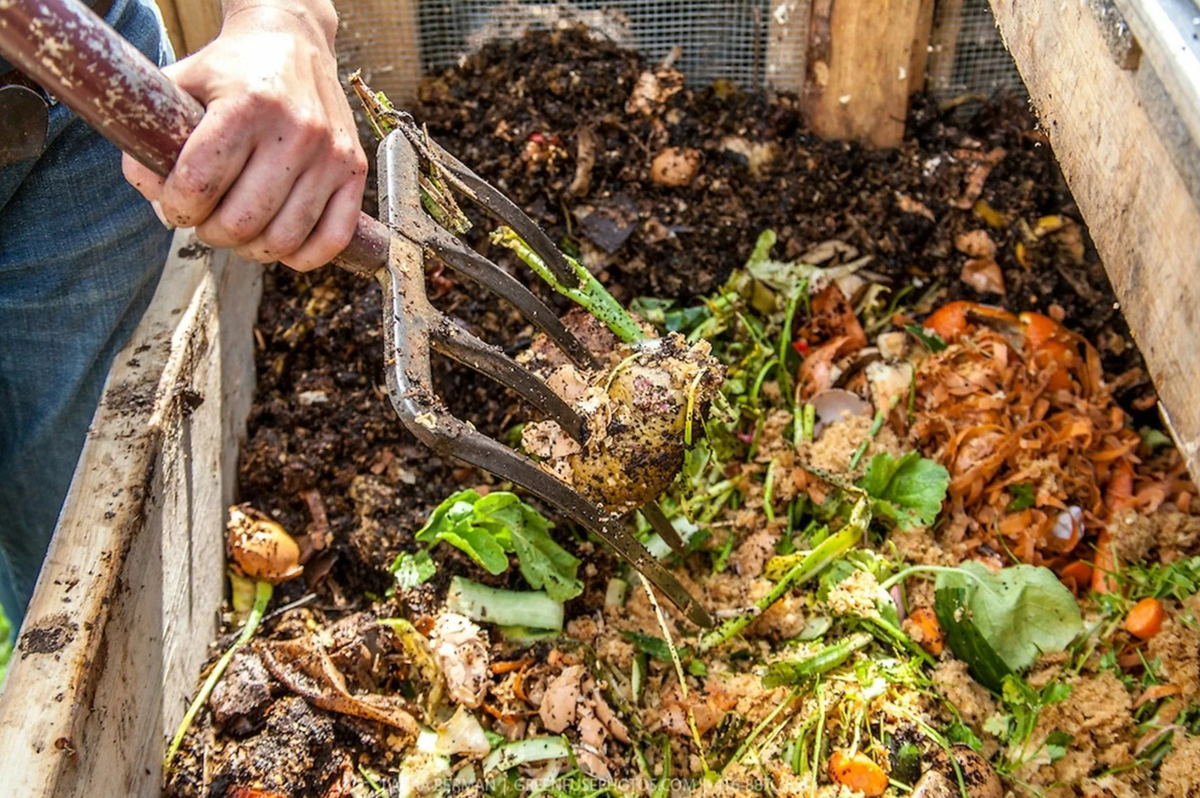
0;0;174;632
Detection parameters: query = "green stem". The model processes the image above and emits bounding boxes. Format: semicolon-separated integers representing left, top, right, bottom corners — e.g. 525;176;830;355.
446;576;564;631
698;499;867;652
164;580;272;770
491;226;647;343
878;564;989;592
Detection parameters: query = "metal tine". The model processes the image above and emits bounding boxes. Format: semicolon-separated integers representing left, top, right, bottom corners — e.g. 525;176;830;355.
423;139;579;290
426;230;598;370
428;418;714;629
641;502;689;556
429;319;587;443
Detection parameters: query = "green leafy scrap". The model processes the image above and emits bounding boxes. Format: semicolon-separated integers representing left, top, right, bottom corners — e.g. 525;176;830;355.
416;490;582;602
1007;483;1036;512
904;323;948;353
857;451;950;530
935;562;1083;681
391;550;437;590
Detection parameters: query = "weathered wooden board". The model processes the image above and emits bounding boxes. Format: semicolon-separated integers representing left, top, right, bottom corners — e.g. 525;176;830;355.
153;0;221;56
988;0;1200;482
804;0;934;148
0;231;260;798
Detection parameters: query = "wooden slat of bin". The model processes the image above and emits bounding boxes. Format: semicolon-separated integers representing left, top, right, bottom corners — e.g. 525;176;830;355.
989;0;1200;482
0;232;260;798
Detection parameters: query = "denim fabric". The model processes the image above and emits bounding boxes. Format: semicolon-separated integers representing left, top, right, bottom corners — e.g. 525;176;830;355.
0;0;174;631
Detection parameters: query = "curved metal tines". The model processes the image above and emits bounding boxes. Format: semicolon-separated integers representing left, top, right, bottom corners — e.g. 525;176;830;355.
429;319;587;444
426;230;599;371
423;140;579;291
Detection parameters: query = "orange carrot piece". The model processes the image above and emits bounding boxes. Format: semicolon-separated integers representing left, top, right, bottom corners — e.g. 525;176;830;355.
1126;597;1165;640
1060;560;1093;592
491;658;535;675
1092;529;1119;594
908;607;945;656
828;750;889;797
1106;459;1135;512
1019;311;1062;350
1133;683;1182;709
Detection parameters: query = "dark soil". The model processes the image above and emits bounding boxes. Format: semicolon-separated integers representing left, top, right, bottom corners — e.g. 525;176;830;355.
191;27;1154;796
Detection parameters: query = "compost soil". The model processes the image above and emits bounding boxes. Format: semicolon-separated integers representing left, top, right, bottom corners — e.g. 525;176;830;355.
242;27;1144;589
209;27;1153;795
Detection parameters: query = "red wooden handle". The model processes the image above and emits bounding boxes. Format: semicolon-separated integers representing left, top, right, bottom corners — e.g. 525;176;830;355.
0;0;387;275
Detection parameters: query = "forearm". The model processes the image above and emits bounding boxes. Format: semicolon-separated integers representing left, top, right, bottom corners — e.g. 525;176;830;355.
220;0;338;49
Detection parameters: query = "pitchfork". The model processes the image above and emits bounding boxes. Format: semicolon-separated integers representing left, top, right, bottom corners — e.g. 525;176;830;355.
0;0;713;626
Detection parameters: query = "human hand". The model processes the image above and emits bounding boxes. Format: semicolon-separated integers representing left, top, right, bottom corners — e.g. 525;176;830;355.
122;2;367;271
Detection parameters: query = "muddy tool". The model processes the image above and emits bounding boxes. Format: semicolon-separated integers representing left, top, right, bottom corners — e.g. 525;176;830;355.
0;0;712;627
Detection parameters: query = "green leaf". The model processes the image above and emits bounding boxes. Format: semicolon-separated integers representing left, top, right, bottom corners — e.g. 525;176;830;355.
935;586;1014;692
857;451;950;530
416;490;580;599
1045;730;1073;763
904;323;948;353
1007;483;1036;512
936;562;1083;676
391;550;437;589
944;722;983;752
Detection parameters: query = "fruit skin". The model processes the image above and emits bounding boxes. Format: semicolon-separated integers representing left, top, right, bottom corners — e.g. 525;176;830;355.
828;749;889;797
227;505;303;585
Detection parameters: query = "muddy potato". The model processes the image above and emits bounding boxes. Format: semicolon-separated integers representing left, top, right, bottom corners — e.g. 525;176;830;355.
557;335;722;513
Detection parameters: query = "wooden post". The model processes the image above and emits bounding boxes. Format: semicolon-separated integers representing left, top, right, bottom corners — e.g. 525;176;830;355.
988;0;1200;484
334;0;422;106
926;0;964;97
153;0;221;56
767;0;808;94
803;0;935;148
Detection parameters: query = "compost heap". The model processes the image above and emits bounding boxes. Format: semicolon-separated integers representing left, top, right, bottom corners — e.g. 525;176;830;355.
166;27;1200;798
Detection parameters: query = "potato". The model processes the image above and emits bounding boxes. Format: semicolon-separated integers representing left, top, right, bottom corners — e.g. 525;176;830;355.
524;332;723;514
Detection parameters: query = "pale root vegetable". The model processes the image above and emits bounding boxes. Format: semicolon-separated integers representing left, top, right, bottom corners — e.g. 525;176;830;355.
1126;597;1165;640
226;505;303;585
828;750;889;797
523;331;723;514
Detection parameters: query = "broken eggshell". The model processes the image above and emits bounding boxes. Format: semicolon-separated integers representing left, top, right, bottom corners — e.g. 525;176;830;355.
809;389;873;439
227;505;303;585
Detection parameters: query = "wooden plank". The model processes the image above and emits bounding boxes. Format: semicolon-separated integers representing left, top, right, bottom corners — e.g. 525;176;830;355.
153;0;186;58
1113;0;1200;152
0;231;261;798
803;0;929;148
335;0;422;106
172;0;222;55
908;0;936;95
988;0;1200;483
926;0;964;97
766;0;808;94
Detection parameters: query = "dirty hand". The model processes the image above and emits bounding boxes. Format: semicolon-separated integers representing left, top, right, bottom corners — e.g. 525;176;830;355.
122;1;367;271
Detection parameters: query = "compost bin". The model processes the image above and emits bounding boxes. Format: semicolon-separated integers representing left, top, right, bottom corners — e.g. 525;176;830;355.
4;1;1200;797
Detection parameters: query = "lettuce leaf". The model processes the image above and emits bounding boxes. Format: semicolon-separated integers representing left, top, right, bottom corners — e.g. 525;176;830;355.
856;451;950;530
415;490;582;602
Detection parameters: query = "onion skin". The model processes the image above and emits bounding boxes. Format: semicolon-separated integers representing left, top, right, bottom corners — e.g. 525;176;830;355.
227;505;303;585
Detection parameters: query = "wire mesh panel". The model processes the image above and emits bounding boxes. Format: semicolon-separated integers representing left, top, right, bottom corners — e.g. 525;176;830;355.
334;0;1022;108
927;0;1025;103
416;0;806;92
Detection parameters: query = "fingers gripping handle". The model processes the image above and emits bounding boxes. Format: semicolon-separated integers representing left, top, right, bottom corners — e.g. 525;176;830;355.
0;0;388;276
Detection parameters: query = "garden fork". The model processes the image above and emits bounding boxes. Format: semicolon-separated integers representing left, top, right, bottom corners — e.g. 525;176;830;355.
0;0;712;627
